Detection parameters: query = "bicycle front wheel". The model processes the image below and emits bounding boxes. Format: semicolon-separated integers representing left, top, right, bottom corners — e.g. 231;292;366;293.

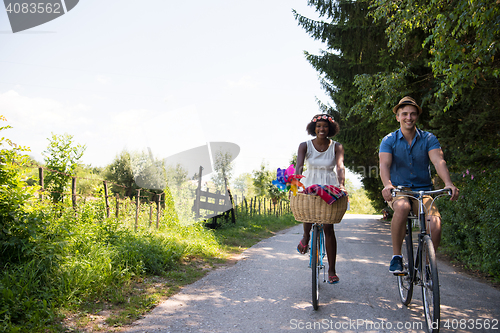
398;226;414;305
421;235;440;333
311;224;320;310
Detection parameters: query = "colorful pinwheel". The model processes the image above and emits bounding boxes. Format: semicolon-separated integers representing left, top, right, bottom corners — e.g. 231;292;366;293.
271;164;305;196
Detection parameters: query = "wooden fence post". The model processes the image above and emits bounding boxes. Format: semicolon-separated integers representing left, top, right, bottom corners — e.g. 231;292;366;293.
115;194;120;218
135;189;140;231
72;177;77;211
38;167;44;200
149;200;153;227
156;193;161;229
103;181;110;218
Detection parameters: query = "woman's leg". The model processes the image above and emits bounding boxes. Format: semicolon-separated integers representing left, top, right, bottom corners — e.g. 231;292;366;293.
297;222;312;254
323;224;338;280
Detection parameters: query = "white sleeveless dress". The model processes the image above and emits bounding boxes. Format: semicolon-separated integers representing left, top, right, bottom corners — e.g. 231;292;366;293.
302;139;339;187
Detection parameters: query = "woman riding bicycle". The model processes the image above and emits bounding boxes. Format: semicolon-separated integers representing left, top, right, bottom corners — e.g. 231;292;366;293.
379;96;459;274
295;114;346;284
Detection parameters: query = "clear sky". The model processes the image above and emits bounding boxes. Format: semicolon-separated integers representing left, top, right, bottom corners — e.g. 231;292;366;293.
0;0;361;186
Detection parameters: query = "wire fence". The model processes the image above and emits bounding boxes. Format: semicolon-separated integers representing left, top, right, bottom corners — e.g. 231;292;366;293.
22;164;292;230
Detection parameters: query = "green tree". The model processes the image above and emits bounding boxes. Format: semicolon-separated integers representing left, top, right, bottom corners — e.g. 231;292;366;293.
358;0;500;173
166;163;189;188
104;150;138;198
252;163;272;198
130;149;166;191
294;0;395;209
294;0;499;209
251;162;287;202
43;133;86;203
233;173;250;198
211;150;233;190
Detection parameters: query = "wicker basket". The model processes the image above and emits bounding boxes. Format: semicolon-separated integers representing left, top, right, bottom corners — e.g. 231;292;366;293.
290;193;348;224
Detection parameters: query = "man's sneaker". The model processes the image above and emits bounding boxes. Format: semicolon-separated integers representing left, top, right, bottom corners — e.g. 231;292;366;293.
389;256;403;274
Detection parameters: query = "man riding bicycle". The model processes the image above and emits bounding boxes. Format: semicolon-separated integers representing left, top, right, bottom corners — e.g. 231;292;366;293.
379;96;459;274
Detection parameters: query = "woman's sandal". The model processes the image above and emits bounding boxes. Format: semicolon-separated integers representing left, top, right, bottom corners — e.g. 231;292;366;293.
296;240;308;254
328;275;340;284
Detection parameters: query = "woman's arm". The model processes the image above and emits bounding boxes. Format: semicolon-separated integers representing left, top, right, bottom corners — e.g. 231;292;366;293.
335;142;345;189
296;142;307;175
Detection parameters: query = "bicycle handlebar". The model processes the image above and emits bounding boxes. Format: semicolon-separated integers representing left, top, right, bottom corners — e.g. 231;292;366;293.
391;187;452;197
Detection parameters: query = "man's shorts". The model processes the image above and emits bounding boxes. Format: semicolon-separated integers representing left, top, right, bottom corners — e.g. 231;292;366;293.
388;188;441;218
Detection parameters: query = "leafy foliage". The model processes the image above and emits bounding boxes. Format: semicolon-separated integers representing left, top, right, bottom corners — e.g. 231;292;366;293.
104;149;139;199
295;0;500;210
359;0;500;173
0;198;222;331
211;150;234;190
439;169;500;282
43;133;86;203
371;0;499;111
252;162;287;201
294;0;397;210
0;116;43;266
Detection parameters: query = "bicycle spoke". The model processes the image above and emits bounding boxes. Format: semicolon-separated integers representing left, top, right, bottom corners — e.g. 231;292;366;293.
398;225;414;305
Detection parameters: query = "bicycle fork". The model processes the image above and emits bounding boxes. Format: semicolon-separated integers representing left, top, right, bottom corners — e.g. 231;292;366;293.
319;230;326;282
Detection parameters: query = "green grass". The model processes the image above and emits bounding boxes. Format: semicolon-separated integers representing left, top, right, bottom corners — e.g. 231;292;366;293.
0;198;298;333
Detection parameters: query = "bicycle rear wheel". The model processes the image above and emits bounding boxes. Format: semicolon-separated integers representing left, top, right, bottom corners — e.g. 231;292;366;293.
311;224;320;310
421;235;440;333
397;222;414;305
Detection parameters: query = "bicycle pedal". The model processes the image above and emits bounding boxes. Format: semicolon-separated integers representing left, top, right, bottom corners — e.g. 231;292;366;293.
393;271;407;276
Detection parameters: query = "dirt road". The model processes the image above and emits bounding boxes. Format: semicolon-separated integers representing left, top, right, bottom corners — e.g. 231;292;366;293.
125;214;500;333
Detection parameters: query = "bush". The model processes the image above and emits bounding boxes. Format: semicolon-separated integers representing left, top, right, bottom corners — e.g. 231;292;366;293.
347;187;377;215
0;129;44;265
439;169;500;282
0;193;223;329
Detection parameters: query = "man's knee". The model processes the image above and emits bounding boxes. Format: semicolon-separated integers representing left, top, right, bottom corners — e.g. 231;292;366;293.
392;198;411;214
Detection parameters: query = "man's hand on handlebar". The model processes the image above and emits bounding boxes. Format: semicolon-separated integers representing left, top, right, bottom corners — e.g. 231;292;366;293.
444;184;459;201
382;185;395;202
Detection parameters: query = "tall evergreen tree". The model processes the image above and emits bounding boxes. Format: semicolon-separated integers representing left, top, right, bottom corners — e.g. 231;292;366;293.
357;0;500;173
295;0;499;209
294;0;398;209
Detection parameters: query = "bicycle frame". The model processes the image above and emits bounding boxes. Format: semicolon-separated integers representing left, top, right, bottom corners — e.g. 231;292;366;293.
309;223;326;280
392;187;451;333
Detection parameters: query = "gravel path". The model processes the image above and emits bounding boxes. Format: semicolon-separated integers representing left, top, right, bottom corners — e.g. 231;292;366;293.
124;214;500;333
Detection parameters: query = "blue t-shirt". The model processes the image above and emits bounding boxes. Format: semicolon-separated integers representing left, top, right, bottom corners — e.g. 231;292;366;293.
379;128;441;190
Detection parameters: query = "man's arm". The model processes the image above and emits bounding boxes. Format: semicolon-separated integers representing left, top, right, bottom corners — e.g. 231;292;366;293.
379;152;394;202
428;148;459;201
